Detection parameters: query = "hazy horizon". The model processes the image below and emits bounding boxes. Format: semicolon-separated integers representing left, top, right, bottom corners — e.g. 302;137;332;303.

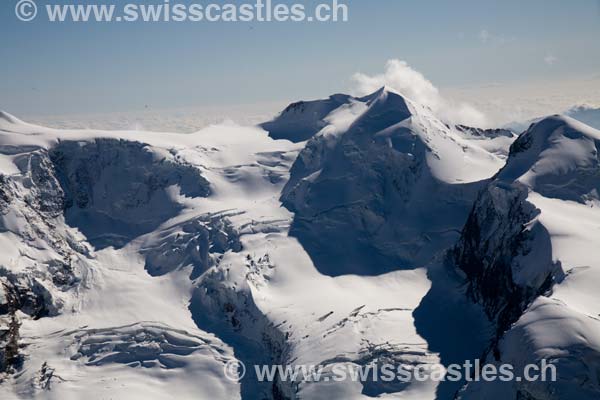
2;0;600;122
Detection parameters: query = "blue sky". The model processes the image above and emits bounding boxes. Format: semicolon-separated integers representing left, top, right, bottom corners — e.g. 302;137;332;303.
1;0;599;116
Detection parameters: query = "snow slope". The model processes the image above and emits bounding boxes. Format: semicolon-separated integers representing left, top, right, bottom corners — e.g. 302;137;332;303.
2;90;597;400
0;85;501;400
454;115;600;399
260;93;372;143
0;108;414;399
0;116;277;399
280;88;511;275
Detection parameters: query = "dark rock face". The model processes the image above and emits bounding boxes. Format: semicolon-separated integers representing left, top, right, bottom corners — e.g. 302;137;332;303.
1;151;80;376
450;117;598;340
26;152;66;217
0;271;56;320
0;175;13;213
1;271;55;374
281;91;484;276
0;310;21;375
455;125;515;139
452;116;600;399
49;139;211;250
1;138;214;376
190;253;293;400
451;183;563;337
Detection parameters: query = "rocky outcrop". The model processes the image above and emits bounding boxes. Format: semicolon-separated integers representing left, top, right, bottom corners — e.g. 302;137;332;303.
454;116;600;399
451;182;561;337
190;253;294;400
141;213;242;278
0;138;214;378
50;139;211;249
281;89;491;276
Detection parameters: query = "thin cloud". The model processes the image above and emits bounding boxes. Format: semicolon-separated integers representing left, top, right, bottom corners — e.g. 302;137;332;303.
544;54;558;66
479;29;491;43
478;29;515;45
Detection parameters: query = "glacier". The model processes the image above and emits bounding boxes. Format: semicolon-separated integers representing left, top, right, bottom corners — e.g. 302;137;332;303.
1;89;599;400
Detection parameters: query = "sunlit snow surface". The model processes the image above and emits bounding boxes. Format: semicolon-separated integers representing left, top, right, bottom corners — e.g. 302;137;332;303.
458;115;600;400
1;92;598;400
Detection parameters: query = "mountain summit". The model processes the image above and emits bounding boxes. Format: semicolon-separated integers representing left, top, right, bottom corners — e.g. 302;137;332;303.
1;91;599;400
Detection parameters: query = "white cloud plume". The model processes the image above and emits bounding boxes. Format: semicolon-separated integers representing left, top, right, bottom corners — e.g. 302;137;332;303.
352;59;488;127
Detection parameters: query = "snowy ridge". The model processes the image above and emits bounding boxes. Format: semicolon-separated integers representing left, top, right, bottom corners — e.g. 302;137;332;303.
261;92;379;143
454;115;600;399
564;105;600;131
505;104;600;134
0;113;283;398
281;88;508;275
0;94;492;400
0;90;599;400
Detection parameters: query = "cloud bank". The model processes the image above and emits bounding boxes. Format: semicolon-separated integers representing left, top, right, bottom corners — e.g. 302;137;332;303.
352;60;488;127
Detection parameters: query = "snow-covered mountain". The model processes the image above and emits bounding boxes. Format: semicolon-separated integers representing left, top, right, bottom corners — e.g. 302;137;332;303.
453;115;600;399
266;88;512;275
505;104;600;134
260;93;364;143
1;88;598;400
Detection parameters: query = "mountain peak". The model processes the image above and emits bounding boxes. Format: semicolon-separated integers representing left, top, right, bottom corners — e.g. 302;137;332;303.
512;114;600;151
261;87;419;144
260;93;357;142
348;88;412;133
498;114;600;202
